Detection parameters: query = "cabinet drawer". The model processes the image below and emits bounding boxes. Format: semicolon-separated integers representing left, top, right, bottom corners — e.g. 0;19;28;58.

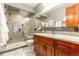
55;40;77;50
55;40;78;54
34;35;54;46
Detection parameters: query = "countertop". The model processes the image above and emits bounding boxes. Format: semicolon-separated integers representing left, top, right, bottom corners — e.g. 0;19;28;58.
34;33;79;45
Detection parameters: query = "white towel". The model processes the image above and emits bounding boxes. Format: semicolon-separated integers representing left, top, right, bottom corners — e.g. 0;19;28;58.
0;4;9;47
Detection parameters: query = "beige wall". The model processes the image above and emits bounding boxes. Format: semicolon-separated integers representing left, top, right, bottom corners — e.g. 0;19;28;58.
45;4;67;27
41;3;73;27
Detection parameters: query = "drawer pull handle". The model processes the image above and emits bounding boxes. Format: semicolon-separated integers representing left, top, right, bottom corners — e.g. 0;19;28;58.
57;45;69;50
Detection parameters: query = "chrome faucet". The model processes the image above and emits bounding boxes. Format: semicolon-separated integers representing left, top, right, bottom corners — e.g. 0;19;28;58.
52;31;54;34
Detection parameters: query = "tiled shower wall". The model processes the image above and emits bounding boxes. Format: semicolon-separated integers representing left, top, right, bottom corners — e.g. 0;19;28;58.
6;6;36;40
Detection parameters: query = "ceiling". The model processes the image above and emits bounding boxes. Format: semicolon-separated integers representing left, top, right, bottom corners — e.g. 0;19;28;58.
6;3;63;14
42;3;74;16
6;3;74;17
24;3;39;8
40;3;61;14
6;3;39;12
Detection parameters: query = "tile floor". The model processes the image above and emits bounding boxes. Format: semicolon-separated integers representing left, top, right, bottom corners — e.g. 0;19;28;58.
0;31;35;56
1;44;35;56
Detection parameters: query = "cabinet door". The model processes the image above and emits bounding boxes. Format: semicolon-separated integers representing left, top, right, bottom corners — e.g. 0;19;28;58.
42;46;47;56
47;46;54;56
55;40;79;56
34;43;45;56
34;35;41;43
38;44;45;56
34;43;40;56
42;37;54;47
55;49;68;56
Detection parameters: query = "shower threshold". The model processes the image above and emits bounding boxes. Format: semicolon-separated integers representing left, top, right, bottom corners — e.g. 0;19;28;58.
0;41;28;54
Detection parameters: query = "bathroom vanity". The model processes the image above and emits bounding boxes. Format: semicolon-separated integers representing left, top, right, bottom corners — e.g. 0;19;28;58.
34;33;79;56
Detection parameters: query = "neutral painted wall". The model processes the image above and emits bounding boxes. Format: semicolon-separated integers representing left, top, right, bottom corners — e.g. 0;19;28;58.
48;7;65;21
43;3;73;27
46;4;68;27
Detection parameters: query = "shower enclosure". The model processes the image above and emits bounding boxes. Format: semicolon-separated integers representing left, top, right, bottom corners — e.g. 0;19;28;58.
2;4;35;48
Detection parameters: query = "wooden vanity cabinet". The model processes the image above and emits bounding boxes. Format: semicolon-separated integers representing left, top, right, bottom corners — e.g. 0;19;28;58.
34;35;54;56
34;35;79;56
55;40;79;56
46;46;54;56
55;49;68;56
